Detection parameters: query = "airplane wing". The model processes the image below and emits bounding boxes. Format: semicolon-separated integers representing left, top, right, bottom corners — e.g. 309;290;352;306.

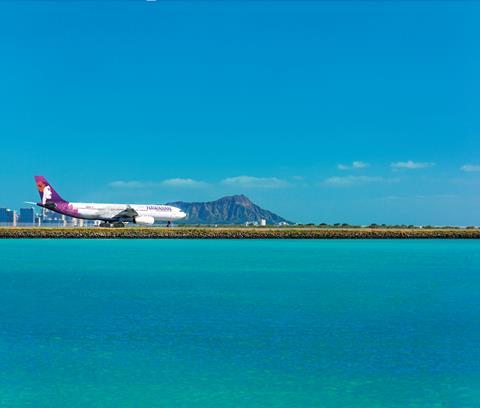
112;205;138;221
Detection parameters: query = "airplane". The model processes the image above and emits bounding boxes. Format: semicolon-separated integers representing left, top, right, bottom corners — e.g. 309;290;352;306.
30;176;187;227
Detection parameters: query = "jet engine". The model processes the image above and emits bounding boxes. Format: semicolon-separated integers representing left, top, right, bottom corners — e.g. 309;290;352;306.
134;215;155;225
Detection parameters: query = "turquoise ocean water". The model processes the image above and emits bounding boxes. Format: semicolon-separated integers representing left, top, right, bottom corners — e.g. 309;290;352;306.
0;239;479;407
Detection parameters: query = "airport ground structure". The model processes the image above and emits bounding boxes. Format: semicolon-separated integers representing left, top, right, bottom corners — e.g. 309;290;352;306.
1;226;480;239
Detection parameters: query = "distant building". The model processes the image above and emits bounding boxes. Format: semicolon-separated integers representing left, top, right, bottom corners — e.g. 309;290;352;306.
19;208;35;224
0;208;9;222
260;219;267;227
41;209;64;224
0;208;14;223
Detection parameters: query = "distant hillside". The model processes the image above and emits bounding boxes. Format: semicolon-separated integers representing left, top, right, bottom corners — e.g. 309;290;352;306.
167;195;290;225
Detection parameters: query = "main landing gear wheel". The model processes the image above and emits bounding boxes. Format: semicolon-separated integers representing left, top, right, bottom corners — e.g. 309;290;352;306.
99;222;125;228
167;221;172;228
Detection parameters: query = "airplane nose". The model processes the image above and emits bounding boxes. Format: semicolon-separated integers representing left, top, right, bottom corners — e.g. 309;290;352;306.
178;211;187;219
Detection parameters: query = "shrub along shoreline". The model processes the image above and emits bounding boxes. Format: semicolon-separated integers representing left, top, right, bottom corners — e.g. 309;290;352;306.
1;227;480;239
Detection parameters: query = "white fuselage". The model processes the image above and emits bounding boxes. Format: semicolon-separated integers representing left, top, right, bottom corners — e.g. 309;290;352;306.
66;202;186;222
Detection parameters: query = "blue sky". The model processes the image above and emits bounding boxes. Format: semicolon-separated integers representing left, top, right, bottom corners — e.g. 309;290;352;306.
1;1;479;225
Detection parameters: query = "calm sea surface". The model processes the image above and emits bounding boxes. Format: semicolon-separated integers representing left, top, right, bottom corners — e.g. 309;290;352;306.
0;239;479;407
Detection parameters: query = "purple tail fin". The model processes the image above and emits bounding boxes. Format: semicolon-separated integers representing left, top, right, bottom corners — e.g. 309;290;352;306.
34;176;66;205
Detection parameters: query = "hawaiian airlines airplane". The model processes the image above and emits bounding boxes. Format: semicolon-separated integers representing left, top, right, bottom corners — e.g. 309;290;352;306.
31;176;187;227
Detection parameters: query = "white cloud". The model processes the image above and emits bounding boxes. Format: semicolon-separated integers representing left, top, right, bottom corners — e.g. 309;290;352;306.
109;180;150;189
221;176;290;188
109;178;208;189
337;161;370;171
460;164;480;173
160;178;208;188
112;176;291;189
352;161;369;169
390;160;435;170
323;175;399;187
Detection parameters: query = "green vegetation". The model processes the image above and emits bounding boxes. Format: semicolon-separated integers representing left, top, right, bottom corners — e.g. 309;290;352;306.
0;227;479;239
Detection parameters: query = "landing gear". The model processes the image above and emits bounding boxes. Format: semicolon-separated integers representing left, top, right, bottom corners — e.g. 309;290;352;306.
166;221;172;228
99;221;125;228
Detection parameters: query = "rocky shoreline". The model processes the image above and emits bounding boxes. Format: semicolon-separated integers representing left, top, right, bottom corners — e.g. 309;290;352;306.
1;227;480;239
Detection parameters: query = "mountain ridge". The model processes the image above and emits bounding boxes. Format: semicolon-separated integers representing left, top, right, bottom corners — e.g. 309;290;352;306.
167;194;289;225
